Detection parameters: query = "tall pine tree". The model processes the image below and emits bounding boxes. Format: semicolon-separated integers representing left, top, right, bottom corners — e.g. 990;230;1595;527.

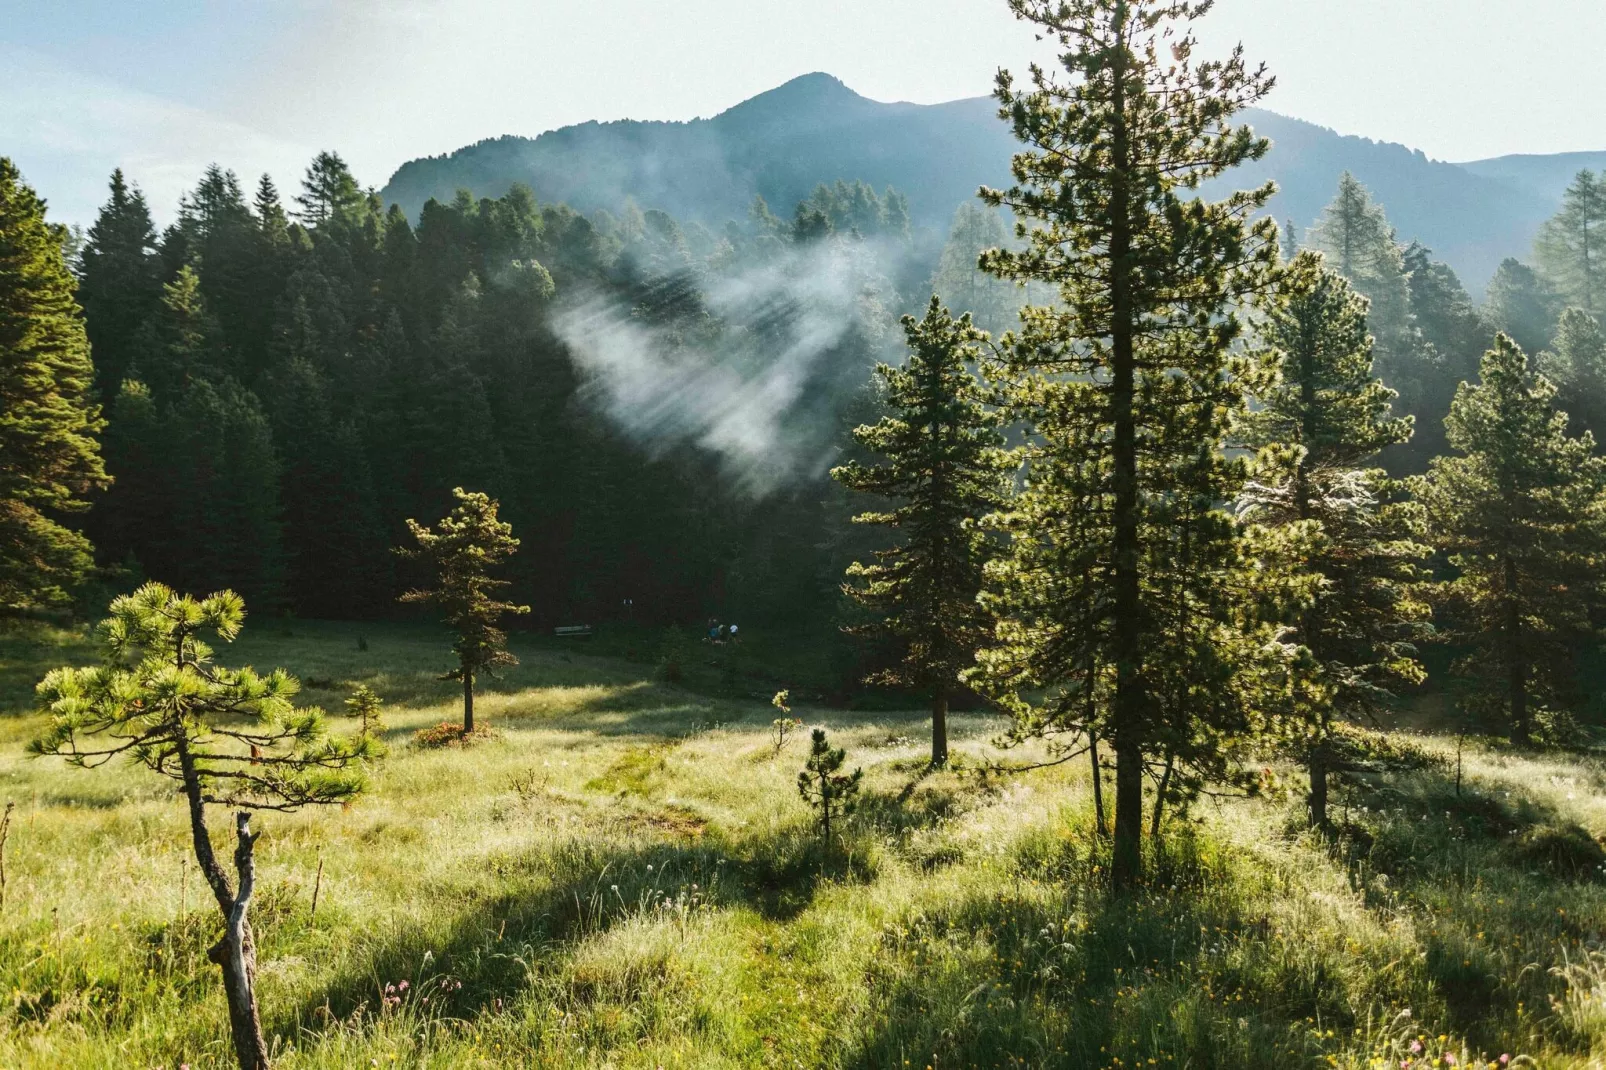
0;158;110;609
1419;335;1605;744
832;297;1015;765
1239;255;1431;826
972;0;1281;887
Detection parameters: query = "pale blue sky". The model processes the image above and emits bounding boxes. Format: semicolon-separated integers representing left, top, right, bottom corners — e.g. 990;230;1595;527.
4;0;1601;226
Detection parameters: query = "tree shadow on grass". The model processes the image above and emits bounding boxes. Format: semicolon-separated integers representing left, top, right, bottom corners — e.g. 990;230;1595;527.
275;816;874;1043
1332;757;1606;1048
839;823;1337;1070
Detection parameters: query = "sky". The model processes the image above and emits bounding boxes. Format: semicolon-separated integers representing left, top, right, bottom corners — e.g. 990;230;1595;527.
4;0;1602;228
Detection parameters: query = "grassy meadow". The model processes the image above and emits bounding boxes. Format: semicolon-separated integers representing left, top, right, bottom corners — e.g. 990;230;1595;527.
1;618;1605;1067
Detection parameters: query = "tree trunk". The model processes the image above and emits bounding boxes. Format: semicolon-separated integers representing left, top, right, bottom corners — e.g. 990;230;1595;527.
1505;556;1528;745
206;813;269;1070
930;685;949;767
1308;742;1329;830
462;671;475;734
1090;730;1106;837
821;775;831;850
1113;737;1144;887
1150;752;1174;838
1107;2;1145;892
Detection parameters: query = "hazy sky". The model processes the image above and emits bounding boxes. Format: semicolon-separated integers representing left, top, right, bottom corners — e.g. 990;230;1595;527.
4;0;1602;227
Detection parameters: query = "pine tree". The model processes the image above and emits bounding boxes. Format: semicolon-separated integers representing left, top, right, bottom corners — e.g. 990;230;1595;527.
1419;335;1605;744
79;169;163;400
1535;170;1606;317
0;157;110;610
831;297;1015;765
31;583;373;1070
1484;258;1560;357
399;488;529;732
972;0;1281;887
1239;255;1431;826
1539;308;1606;447
797;728;862;849
1308;174;1418;402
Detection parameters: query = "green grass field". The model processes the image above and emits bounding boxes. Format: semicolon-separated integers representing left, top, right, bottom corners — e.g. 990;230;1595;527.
1;616;1605;1068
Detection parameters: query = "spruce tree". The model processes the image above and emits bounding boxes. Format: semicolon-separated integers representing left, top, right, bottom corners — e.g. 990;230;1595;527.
31;583;372;1070
1240;255;1432;826
0;158;110;610
1419;335;1605;744
972;0;1281;887
1535;170;1606;317
79;169;163;400
831;297;1015;765
399;488;529;732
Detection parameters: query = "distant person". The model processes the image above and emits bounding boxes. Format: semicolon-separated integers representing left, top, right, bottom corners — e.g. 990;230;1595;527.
729;624;739;641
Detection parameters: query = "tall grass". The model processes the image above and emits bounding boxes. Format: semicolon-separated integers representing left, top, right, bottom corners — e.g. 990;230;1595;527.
0;618;1596;1066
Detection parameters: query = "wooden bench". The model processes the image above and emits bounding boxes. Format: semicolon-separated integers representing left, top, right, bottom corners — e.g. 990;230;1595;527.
554;625;593;639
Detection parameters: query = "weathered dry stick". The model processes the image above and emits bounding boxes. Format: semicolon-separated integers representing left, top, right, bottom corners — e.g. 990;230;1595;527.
0;802;14;913
310;853;324;922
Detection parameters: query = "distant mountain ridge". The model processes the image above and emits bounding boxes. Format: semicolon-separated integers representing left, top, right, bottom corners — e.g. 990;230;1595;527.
381;73;1595;294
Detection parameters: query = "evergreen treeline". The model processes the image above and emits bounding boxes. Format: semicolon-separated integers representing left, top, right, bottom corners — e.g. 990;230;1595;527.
70;159;911;631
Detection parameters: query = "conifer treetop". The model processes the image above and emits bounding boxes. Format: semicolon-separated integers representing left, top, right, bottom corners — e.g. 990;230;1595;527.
31;582;373;811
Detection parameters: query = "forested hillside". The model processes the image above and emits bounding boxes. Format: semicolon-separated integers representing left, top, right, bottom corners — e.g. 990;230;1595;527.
382;72;1590;293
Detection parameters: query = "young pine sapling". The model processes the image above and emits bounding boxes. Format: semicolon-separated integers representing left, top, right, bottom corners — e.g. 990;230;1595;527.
31;583;374;1070
346;683;386;739
771;690;804;757
797;728;862;849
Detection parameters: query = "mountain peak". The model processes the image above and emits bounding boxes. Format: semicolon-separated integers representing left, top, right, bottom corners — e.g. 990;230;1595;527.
714;72;880;131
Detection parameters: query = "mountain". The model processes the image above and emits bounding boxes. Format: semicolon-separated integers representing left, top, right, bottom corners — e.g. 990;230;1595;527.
383;74;1017;251
1457;151;1606;203
381;73;1594;295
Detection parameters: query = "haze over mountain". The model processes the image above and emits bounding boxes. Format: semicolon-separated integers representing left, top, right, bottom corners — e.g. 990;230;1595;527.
382;73;1598;295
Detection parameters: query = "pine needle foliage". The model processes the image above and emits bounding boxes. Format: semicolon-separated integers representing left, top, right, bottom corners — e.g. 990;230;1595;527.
399;487;530;732
0;157;110;610
796;728;862;850
832;297;1015;765
1418;336;1606;744
970;0;1282;888
1239;254;1433;827
30;582;373;1070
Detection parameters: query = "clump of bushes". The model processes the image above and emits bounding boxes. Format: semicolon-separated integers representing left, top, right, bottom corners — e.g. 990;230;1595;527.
413;722;502;748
